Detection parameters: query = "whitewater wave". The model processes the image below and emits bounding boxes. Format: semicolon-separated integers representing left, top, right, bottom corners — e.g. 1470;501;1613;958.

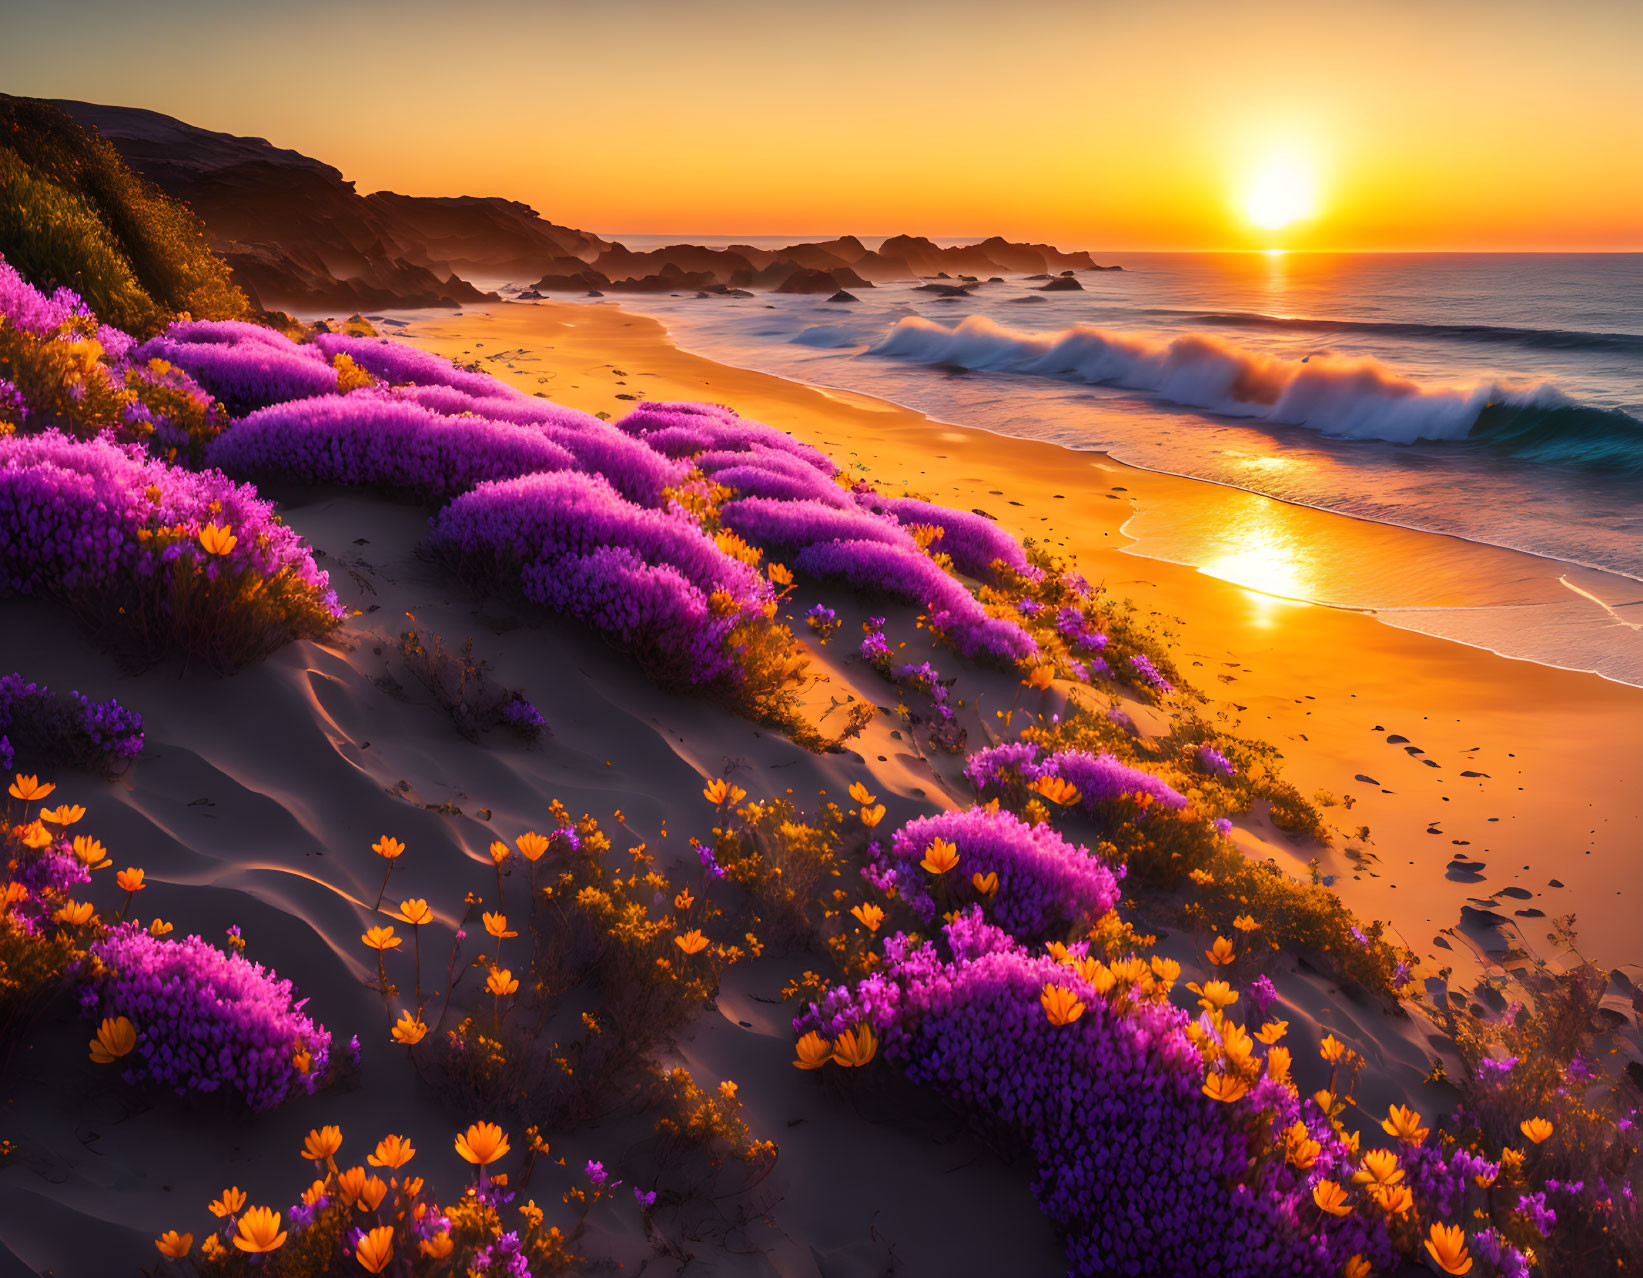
1151;309;1643;355
869;314;1643;469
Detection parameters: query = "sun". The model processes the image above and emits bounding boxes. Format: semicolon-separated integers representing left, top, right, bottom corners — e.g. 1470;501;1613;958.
1243;152;1318;231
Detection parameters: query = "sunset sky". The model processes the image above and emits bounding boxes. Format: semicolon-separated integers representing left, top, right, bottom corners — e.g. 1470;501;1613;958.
3;0;1639;251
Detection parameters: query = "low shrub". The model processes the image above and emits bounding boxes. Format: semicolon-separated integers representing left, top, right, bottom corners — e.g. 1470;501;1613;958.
615;399;833;474
1423;922;1643;1275
134;322;337;414
963;733;1409;996
81;922;333;1112
795;905;1529;1277
153;1119;626;1274
418;808;745;1125
395;630;547;742
874;805;1123;939
708;795;847;950
208;393;579;503
653;1065;777;1167
0;429;342;670
424;469;782;690
0;672;144;774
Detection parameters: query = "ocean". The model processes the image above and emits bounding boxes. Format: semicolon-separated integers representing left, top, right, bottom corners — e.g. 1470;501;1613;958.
573;248;1643;684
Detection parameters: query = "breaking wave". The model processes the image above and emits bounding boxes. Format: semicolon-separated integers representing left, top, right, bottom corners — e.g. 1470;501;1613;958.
869;315;1643;471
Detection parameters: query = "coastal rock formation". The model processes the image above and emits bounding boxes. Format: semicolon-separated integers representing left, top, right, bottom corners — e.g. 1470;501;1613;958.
775;266;872;294
49;100;600;310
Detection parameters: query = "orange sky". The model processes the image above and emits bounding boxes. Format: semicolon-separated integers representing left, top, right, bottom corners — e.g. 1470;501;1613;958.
4;0;1640;251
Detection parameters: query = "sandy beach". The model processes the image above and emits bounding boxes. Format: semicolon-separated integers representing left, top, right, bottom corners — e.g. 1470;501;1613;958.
393;299;1643;975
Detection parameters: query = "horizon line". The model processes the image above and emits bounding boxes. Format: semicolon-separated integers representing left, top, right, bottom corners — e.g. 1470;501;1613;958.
594;236;1643;256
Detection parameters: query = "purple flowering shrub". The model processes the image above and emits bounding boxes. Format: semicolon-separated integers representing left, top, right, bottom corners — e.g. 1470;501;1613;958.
798;912;1331;1276
616;402;1042;664
0;672;143;775
113;356;229;463
878;807;1122;938
1198;743;1237;777
82;922;332;1111
966;739;1191;827
888;659;967;753
400;384;686;505
424;471;814;726
207;393;579;503
133;322;337;413
796;538;1037;662
500;695;547;739
865;494;1030;581
312;330;507;399
795;903;1550;1276
0;377;25;430
697;446;852;508
0;430;342;669
616;400;834;474
805;602;840;640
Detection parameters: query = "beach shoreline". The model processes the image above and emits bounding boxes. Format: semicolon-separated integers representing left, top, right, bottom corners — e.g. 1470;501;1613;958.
394;299;1643;975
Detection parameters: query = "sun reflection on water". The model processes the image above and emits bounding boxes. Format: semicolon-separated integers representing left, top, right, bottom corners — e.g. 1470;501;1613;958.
1196;498;1316;615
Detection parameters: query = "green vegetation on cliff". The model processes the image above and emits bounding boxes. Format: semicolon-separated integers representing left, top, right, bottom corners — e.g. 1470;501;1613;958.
0;94;247;335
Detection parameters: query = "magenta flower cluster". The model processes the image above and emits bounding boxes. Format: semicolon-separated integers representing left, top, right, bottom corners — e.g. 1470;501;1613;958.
0;255;124;354
881;805;1121;936
82;922;332;1111
0;672;143;775
9;838;91;933
615;402;1037;662
870;495;1030;581
0;429;341;654
425;470;773;686
0;377;25;427
134;322;338;412
5;256;1047;691
965;740;1190;814
208;392;579;502
397;384;686;505
796;911;1327;1276
1056;605;1109;652
1127;652;1174;693
615;400;834;474
1197;744;1237;777
857;617;892;666
795;537;1036;662
500;695;547;738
